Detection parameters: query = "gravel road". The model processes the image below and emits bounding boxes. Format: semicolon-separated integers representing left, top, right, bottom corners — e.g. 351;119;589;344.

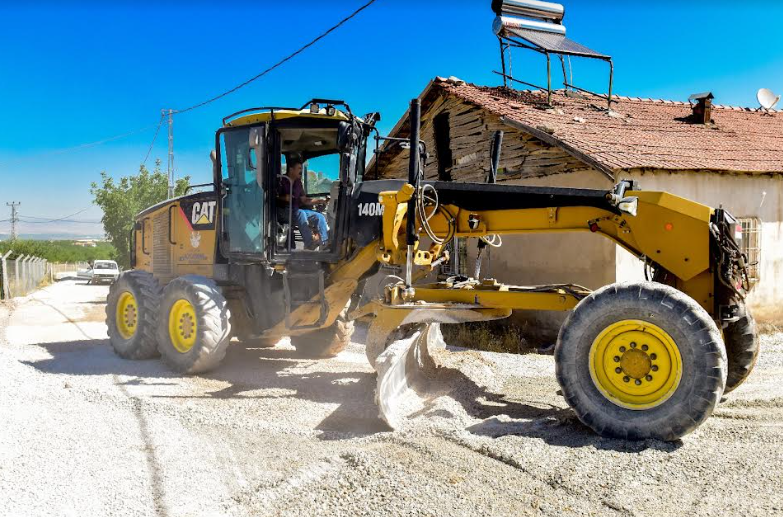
1;279;782;517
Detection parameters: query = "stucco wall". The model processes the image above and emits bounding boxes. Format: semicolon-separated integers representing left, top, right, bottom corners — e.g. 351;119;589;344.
616;170;783;320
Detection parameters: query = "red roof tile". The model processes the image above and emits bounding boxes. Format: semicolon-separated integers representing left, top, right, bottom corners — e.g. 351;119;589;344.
430;77;783;174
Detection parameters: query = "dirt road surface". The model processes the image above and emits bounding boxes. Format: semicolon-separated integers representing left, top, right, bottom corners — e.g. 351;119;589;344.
1;279;782;517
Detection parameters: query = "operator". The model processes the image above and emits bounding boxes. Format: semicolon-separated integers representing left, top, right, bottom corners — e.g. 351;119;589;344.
278;158;329;250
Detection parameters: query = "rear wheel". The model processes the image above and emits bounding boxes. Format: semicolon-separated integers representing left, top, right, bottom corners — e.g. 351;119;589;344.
290;306;354;358
723;303;760;393
229;301;276;348
106;271;162;359
556;281;727;441
157;275;232;374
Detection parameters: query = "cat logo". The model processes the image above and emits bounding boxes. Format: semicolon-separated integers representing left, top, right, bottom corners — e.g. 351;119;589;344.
191;201;217;226
180;198;218;231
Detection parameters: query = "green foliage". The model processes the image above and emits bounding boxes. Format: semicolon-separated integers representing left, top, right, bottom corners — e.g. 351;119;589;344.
90;160;189;268
306;170;333;194
0;240;116;263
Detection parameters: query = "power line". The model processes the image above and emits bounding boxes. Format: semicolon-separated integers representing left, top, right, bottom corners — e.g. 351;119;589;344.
0;123;162;168
173;0;379;115
17;208;91;224
19;218;101;225
142;113;166;166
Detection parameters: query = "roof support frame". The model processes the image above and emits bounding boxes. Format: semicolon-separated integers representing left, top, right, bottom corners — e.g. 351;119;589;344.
498;34;614;110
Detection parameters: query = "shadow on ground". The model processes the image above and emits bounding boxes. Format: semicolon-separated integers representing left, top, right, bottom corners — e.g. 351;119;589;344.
411;357;682;453
21;330;679;452
22;337;389;439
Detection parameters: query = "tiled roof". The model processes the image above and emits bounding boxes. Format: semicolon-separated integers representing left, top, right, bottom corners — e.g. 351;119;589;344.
416;77;783;174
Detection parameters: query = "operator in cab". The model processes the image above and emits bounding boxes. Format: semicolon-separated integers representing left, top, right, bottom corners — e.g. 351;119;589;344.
278;157;329;250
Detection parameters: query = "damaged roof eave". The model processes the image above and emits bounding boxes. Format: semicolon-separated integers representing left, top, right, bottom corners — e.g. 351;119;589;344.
497;116;616;181
369;79;616;182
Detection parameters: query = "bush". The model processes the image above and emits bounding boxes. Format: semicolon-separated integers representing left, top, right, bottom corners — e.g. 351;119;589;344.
0;240;117;263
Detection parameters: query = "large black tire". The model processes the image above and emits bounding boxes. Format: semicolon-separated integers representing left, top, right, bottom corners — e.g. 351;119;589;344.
290;306;354;358
106;270;162;360
156;275;232;374
723;303;760;394
555;282;727;441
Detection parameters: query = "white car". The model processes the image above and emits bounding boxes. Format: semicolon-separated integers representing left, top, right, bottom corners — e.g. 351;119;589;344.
88;260;120;284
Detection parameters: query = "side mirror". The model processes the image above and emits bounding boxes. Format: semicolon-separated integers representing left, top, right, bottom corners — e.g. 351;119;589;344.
210;150;218;178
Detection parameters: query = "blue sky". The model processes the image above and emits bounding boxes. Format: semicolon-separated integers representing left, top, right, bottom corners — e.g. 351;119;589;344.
1;0;782;236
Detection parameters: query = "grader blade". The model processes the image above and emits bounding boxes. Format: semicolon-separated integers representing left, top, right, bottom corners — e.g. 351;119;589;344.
366;304;511;429
375;323;444;429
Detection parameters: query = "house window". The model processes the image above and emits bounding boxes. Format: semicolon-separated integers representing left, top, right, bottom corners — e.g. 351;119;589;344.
737;217;762;283
433;111;453;181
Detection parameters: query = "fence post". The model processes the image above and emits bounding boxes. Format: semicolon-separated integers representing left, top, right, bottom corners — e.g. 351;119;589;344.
23;257;31;294
14;254;25;297
1;250;12;300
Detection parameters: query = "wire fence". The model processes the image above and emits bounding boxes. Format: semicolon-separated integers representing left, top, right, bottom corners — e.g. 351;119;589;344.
0;254;90;300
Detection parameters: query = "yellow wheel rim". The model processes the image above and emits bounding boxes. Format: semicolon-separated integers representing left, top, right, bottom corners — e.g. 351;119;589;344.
589;319;682;410
116;291;138;339
168;299;198;353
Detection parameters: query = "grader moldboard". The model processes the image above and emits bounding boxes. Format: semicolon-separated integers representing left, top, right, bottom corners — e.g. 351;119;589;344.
106;98;758;441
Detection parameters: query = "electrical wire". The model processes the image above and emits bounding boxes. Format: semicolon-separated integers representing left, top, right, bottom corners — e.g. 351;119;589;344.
0;123;162;167
142;113;166;166
173;0;379;115
18;208;92;224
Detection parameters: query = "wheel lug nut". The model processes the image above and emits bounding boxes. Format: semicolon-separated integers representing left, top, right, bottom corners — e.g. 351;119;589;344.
613;356;620;362
615;367;622;374
619;346;626;353
652;365;659;372
650;353;657;360
635;379;642;386
642;345;648;351
646;375;653;381
623;376;630;383
630;342;637;348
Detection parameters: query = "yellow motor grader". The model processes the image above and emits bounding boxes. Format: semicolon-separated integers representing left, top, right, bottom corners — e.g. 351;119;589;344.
106;98;757;441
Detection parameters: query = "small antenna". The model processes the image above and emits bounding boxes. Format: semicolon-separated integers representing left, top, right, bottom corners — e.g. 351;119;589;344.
757;88;780;114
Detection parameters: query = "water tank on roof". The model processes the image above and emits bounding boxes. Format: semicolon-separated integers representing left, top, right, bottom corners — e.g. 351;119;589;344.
491;0;565;23
493;14;566;36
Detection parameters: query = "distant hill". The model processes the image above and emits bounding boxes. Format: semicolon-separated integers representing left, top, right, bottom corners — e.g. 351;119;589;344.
0;233;106;242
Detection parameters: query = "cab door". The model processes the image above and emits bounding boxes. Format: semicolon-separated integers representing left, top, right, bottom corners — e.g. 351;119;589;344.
218;124;268;258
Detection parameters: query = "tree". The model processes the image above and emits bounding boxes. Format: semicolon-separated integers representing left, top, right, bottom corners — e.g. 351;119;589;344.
91;160;189;268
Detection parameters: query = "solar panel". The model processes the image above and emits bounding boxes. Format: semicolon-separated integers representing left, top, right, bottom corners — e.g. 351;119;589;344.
506;27;610;59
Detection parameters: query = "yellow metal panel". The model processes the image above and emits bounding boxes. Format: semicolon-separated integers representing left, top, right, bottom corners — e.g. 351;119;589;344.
413;287;581;312
226;109;349;127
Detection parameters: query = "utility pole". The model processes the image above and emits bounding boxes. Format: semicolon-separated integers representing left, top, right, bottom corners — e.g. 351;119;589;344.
6;202;20;240
165;108;175;199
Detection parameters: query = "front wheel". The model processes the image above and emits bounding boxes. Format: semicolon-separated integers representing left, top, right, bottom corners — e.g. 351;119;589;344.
556;282;727;441
157;275;232;374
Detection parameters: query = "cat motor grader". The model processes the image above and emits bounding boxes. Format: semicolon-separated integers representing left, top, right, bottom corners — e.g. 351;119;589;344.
106;98;757;441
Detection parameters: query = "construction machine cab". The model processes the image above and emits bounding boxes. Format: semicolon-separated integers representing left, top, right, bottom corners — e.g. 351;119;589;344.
214;100;372;263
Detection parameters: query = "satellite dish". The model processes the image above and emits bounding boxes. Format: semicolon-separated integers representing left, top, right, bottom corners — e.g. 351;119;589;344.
757;88;780;111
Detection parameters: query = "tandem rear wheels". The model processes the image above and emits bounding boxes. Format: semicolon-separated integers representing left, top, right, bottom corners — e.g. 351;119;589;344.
106;272;232;374
556;281;727;441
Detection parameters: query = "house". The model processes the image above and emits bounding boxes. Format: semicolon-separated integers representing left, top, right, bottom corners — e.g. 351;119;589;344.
372;77;783;333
